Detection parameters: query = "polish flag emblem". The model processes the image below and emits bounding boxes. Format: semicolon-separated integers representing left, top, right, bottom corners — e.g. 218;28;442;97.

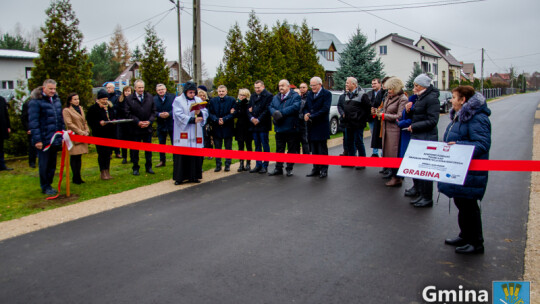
427;146;437;150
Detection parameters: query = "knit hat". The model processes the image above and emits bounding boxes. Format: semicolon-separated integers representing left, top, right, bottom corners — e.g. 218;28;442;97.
184;82;198;94
97;89;108;100
197;85;208;92
414;74;432;88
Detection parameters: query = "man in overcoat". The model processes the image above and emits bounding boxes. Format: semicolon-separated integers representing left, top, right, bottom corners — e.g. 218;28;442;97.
0;94;12;171
208;85;236;172
268;79;301;177
305;76;332;178
124;79;157;176
154;83;176;167
248;80;273;174
407;74;440;207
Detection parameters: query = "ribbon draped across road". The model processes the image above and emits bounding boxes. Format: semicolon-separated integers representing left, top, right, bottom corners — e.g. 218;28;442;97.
68;134;540;172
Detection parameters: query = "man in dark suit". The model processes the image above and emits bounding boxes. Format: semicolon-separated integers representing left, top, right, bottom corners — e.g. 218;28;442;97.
305;76;332;178
248;80;273;174
154;83;176;168
208;85;236;172
125;79;157;176
368;78;383;157
0;95;12;171
21;99;37;168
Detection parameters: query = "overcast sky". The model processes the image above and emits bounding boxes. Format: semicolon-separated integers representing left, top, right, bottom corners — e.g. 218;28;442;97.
1;0;539;79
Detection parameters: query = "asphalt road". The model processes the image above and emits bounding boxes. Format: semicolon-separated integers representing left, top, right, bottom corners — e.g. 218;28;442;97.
1;93;538;303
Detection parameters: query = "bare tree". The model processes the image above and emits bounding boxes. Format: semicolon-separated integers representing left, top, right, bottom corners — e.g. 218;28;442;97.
109;24;131;73
182;46;208;80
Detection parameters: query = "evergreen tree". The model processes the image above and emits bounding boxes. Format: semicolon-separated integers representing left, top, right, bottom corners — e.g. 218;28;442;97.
0;33;35;51
28;0;93;107
244;11;274;92
88;42;120;87
213;22;249;97
405;62;423;91
5;83;29;156
334;28;384;89
294;20;325;86
131;45;142;63
140;25;174;95
109;25;131;73
269;21;298;89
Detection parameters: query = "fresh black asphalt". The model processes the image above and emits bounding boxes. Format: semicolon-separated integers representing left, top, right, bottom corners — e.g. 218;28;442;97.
0;93;538;303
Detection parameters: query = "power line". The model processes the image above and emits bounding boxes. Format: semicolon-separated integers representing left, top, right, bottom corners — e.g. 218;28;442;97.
484;51;504;70
489;52;540;61
129;8;174;44
85;8;174;43
335;0;481;51
182;8;227;34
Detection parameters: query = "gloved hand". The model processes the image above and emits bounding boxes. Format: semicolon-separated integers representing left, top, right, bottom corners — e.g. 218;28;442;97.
273;110;283;121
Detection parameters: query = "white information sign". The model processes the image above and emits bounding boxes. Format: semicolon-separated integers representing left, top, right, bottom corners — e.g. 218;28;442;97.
397;140;475;185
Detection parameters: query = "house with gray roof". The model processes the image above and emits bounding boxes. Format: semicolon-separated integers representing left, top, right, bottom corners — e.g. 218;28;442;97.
371;33;440;88
311;29;346;89
416;37;462;90
0;49;38;90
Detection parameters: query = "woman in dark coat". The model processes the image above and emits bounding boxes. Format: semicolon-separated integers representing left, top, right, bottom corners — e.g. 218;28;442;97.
87;89;116;180
115;86;132;164
438;86;491;255
235;88;253;172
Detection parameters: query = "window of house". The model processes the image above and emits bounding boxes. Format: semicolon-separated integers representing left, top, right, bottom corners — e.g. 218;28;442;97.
327;51;334;61
1;81;14;89
433;63;438;75
25;67;33;79
421;46;425;50
421;62;429;73
134;69;140;78
379;45;387;55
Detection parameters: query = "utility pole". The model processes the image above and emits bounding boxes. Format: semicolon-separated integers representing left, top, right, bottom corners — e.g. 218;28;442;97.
193;0;202;85
170;0;183;84
480;48;484;94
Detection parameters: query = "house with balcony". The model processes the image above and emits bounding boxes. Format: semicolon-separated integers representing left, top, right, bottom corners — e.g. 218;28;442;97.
311;29;346;90
416;37;462;90
371;33;440;87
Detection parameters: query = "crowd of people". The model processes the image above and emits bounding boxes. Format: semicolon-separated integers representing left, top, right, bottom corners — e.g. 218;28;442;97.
0;73;492;254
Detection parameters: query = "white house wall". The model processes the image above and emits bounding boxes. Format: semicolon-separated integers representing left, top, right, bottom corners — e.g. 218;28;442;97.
0;58;34;89
373;38;425;84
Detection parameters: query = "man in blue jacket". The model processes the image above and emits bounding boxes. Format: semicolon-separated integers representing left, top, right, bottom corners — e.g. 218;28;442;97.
208;85;236;172
305;76;332;178
154;83;176;168
268;79;301;177
28;79;65;194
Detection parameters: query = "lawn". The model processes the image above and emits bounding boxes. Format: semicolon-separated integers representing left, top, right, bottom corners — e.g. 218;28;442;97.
1;132;343;222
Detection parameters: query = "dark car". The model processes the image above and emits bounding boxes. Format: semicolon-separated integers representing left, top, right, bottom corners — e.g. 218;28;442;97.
439;90;452;113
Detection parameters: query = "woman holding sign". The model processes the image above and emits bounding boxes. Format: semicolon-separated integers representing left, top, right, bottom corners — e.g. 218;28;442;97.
438;85;491;254
172;82;208;185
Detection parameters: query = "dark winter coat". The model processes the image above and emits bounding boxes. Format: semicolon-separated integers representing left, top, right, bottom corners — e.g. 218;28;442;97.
341;88;371;129
368;88;384;123
87;102;117;139
154;93;176;133
124;92;157;136
370;89;385;149
438;93;491;200
208;95;236;138
28;87;65;146
0;96;10;140
248;89;273;133
21;100;30;131
108;91;121;115
397;95;416;158
270;90;301;133
410;85;440;141
234;98;253;142
337;92;346;129
305;88;332;141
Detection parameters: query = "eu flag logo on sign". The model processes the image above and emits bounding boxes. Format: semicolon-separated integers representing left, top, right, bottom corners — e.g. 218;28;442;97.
493;281;530;304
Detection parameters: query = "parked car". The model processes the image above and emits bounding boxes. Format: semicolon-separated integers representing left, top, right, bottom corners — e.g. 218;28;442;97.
439;90;452;113
329;91;343;135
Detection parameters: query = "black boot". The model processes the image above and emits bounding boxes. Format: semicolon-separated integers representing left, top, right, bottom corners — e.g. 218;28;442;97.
237;160;244;172
244;160;251;171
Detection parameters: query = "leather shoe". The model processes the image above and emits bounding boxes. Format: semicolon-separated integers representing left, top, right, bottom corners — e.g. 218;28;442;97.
214;166;222;172
455;244;484;254
319;171;328;178
0;167;13;171
42;188;57;195
306;171;320;177
413;198;433;208
259;167;267;174
286;170;293;177
445;237;467;247
410;196;423;204
174;180;183;185
404;187;419;197
146;168;155;174
224;165;230;172
155;161;165;167
268;169;283;176
249;166;261;173
133;169;140;176
385;177;402;187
